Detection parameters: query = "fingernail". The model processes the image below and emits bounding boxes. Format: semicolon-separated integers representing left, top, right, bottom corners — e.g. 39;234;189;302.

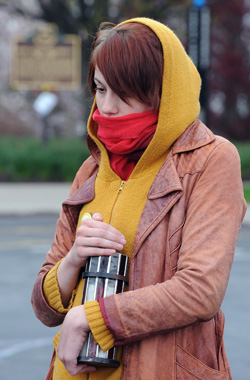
121;238;126;245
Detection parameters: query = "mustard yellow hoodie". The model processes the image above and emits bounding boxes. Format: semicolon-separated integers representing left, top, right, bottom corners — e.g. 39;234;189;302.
43;17;201;380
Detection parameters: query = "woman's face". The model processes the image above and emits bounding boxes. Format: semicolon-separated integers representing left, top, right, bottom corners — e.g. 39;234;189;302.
94;67;152;117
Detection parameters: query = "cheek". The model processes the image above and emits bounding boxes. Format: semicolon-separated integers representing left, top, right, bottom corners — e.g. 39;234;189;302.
95;94;101;108
139;103;153;113
128;99;153;114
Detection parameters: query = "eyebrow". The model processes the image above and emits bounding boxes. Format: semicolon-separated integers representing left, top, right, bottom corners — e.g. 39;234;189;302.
94;77;103;85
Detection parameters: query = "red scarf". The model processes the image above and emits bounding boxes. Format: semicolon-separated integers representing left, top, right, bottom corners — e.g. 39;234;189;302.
93;109;158;180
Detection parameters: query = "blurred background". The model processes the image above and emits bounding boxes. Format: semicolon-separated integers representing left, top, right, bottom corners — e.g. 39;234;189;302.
0;0;250;183
0;1;249;379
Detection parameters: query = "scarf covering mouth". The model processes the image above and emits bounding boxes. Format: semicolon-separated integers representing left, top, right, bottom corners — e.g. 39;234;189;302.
93;109;158;154
93;109;158;179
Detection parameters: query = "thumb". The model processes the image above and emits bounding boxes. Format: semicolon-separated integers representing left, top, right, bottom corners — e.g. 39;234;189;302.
92;212;103;222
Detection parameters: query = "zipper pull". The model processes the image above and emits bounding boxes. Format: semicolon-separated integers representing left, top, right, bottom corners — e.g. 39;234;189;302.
118;181;126;193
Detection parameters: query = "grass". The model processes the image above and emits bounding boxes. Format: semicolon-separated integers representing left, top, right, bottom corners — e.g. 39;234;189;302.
233;141;250;203
244;183;250;203
234;141;250;180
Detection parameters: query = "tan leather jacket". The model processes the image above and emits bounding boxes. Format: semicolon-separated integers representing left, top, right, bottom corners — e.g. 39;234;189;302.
31;121;246;380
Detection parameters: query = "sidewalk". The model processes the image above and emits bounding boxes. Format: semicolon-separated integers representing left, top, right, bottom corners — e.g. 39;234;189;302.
0;182;71;215
0;182;249;225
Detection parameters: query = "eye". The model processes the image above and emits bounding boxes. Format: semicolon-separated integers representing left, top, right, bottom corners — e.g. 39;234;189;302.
93;79;106;94
96;86;106;94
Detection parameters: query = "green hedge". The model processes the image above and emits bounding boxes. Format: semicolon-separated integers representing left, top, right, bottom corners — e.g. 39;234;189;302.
0;137;90;182
233;141;250;181
244;184;250;203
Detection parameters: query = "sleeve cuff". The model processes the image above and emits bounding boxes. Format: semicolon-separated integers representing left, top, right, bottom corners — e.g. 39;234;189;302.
43;259;76;314
84;300;114;352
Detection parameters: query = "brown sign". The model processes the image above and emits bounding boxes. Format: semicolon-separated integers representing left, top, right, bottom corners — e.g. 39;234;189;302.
10;24;82;91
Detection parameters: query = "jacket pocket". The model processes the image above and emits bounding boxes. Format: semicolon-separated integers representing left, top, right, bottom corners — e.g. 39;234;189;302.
176;345;228;380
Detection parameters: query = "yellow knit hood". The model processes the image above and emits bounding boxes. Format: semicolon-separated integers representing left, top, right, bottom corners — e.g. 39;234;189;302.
87;17;201;178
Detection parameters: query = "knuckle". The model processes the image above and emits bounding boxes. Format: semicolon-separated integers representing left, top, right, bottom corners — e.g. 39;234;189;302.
69;369;77;376
75;236;84;247
64;360;77;376
76;226;84;238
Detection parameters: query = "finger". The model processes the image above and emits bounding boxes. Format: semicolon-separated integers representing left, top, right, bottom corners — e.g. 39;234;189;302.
78;221;126;245
77;245;117;258
64;362;96;376
78;364;96;373
92;212;103;221
81;218;125;239
76;234;125;251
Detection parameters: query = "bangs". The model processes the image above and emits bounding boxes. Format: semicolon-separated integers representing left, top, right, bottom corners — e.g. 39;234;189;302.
88;23;163;111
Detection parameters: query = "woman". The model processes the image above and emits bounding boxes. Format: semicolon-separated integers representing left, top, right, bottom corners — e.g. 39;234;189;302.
31;17;246;380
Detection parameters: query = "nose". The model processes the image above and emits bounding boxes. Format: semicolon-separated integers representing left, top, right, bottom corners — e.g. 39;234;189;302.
101;92;119;117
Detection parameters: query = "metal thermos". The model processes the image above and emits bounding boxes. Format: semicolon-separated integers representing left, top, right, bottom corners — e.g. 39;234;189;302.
77;253;129;368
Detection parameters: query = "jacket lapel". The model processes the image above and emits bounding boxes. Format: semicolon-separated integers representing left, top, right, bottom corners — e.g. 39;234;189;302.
133;152;183;258
133;120;215;258
62;173;97;232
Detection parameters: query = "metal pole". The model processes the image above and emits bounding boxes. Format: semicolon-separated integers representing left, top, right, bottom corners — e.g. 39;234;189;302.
188;0;211;125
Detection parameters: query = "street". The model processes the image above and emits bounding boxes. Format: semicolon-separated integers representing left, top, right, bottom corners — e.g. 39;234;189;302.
0;215;59;380
0;215;249;380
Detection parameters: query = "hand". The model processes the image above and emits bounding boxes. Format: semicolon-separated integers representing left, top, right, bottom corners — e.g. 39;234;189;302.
57;305;96;375
57;213;126;308
67;212;127;269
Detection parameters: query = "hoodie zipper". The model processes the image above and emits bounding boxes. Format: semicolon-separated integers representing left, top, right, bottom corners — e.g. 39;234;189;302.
110;180;126;224
118;180;126;194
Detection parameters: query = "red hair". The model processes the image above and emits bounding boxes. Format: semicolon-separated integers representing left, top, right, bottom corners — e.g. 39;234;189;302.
88;22;163;111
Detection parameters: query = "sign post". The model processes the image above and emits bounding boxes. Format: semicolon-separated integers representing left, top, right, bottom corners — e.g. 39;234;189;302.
188;0;211;124
10;24;82;91
10;24;82;142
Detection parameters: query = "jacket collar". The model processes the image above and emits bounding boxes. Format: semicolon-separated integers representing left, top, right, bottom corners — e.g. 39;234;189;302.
172;120;215;154
148;120;215;199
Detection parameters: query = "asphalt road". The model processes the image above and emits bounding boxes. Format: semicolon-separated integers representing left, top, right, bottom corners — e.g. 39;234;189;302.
0;215;249;380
